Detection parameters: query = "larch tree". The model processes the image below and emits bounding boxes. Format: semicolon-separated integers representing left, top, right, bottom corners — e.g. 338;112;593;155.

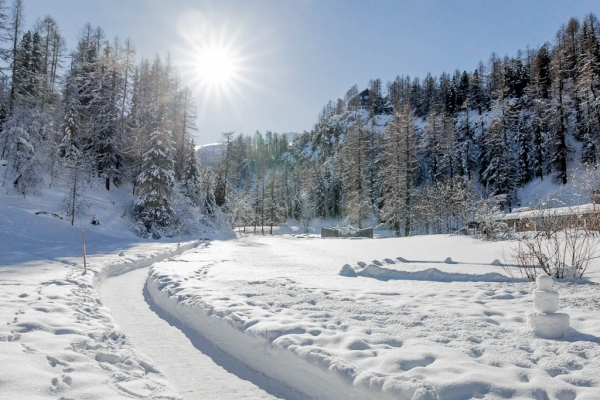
342;113;372;228
379;106;417;236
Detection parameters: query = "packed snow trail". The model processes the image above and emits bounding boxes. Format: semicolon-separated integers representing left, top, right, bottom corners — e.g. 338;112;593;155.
100;267;302;400
147;235;600;400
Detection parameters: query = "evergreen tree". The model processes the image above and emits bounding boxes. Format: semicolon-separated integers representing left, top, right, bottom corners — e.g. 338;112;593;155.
133;107;175;238
549;27;570;184
60;102;87;226
180;140;202;206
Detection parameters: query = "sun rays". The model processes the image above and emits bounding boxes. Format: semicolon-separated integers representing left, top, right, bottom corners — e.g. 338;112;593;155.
175;10;261;115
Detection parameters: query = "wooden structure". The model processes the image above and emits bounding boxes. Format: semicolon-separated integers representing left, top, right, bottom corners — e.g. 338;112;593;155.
500;208;600;233
321;226;373;238
349;89;372;111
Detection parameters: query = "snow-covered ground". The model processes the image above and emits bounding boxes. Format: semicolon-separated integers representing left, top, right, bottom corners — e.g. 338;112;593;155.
100;266;301;399
0;185;196;399
2;179;600;399
147;235;600;400
0;237;196;399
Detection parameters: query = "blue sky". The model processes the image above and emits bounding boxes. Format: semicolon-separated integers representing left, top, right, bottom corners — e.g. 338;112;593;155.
23;0;600;144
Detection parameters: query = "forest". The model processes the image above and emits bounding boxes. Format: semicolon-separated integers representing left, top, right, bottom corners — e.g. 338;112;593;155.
0;0;206;238
215;13;600;237
1;0;599;238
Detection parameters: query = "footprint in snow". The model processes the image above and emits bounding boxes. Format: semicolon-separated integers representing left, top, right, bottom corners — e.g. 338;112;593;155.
47;356;69;368
469;348;485;358
399;356;435;371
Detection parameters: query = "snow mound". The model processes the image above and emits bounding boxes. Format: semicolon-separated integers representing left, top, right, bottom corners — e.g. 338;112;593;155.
339;264;357;277
147;268;433;400
351;263;526;283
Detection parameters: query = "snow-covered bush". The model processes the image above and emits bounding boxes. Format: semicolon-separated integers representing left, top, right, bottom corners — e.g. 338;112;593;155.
475;197;510;240
506;205;600;280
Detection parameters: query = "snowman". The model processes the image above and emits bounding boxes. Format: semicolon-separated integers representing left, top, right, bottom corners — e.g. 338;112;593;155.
527;274;570;339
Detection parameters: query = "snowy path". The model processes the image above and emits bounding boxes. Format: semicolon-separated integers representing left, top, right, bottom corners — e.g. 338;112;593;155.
100;267;293;400
147;235;600;400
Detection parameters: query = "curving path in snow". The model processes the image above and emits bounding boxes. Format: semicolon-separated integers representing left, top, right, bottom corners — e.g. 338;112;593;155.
100;267;304;400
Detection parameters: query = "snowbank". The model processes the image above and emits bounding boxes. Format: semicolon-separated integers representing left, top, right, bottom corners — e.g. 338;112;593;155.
350;262;528;283
147;257;433;400
0;239;198;400
146;235;600;400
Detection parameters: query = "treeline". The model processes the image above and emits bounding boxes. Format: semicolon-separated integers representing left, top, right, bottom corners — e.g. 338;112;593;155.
0;0;213;238
214;13;600;236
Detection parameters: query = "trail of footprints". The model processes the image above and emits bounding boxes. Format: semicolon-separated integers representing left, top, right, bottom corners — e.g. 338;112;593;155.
1;267;180;399
201;256;599;396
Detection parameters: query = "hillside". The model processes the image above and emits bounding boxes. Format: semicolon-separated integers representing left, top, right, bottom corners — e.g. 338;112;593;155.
203;13;600;237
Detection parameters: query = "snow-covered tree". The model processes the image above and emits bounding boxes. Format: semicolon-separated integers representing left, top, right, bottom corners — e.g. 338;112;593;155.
379;106;417;236
342;114;373;228
60;102;88;226
133;109;175;238
180;140;202;206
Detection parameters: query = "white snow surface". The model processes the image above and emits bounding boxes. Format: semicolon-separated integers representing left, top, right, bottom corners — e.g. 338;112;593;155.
100;267;293;400
147;234;600;400
0;185;197;399
2;179;600;399
0;238;197;399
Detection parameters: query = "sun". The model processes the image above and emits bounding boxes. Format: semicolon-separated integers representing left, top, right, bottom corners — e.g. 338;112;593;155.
195;45;239;88
176;10;267;116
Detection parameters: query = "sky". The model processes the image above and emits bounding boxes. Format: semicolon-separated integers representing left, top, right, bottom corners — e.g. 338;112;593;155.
22;0;600;145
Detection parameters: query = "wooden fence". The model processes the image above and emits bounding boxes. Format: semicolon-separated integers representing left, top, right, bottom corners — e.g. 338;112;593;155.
321;227;373;238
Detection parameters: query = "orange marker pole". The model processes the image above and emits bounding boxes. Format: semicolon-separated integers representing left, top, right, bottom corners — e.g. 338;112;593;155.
82;230;87;275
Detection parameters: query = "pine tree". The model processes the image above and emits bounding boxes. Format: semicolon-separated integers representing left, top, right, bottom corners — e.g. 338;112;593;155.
180;140;202;206
133;107;175;238
421;105;442;181
307;163;327;219
199;164;217;216
264;171;285;234
549;27;570;184
515;116;531;185
60;102;87;226
481;115;517;210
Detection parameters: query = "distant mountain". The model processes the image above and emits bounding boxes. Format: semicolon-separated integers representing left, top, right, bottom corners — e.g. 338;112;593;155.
196;143;226;168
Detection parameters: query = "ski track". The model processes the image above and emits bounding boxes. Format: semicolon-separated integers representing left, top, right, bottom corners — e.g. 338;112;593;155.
146;235;600;400
100;266;291;400
0;241;198;400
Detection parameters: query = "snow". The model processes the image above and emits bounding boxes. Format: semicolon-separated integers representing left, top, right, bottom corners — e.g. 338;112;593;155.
146;235;600;400
0;184;196;399
2;181;600;399
100;267;290;399
0;238;196;399
528;275;572;340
